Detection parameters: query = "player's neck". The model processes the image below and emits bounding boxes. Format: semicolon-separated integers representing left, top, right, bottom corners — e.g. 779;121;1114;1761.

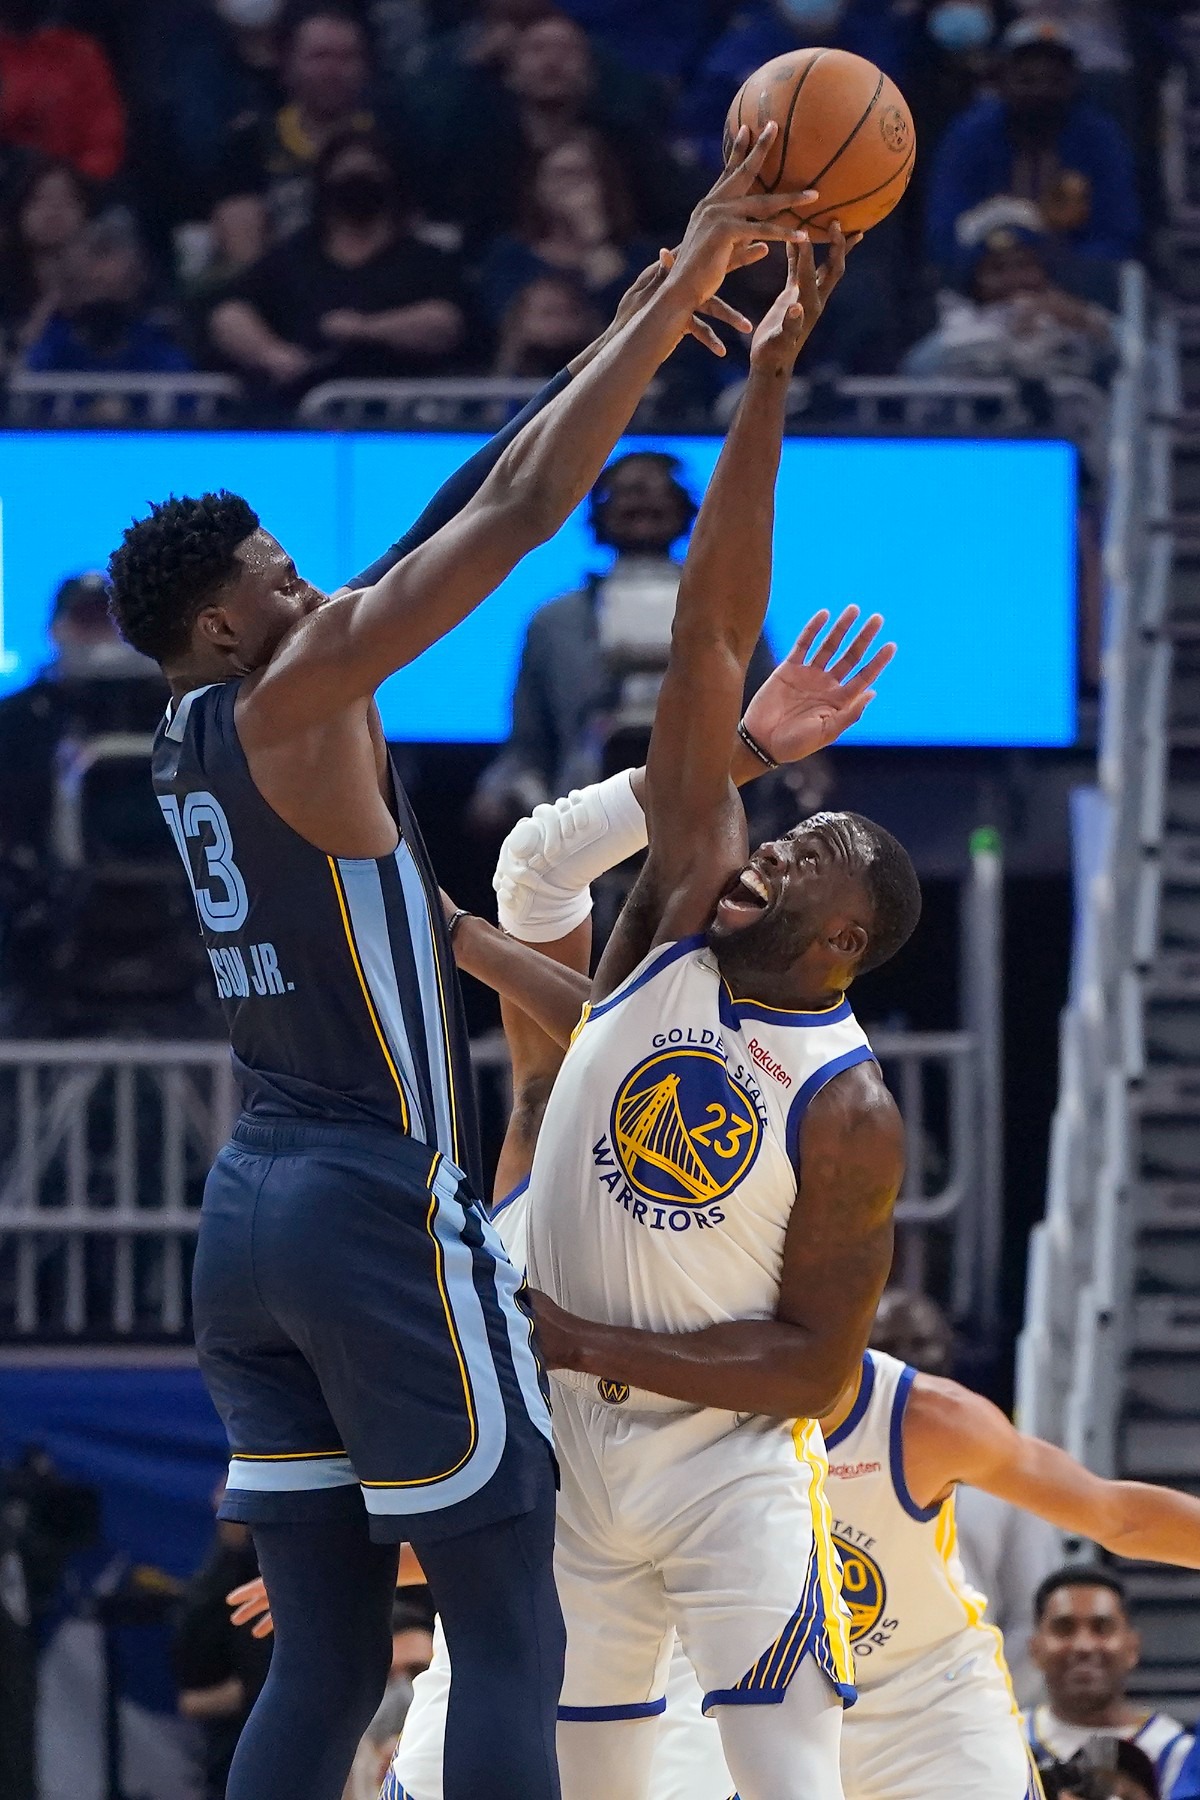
715;956;844;1014
165;649;239;702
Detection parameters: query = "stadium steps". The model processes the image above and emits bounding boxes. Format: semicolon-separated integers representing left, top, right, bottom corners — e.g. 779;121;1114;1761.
1119;410;1200;1702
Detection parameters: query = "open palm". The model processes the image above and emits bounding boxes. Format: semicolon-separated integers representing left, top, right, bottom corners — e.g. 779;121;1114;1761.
744;607;895;765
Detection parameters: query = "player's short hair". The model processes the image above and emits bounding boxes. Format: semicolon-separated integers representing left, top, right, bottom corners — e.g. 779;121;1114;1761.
108;491;260;665
1033;1565;1128;1624
847;814;921;975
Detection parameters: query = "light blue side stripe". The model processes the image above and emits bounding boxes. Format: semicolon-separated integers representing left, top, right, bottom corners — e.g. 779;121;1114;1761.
479;1206;553;1448
336;857;426;1141
364;1160;508;1514
226;1454;358;1493
394;840;455;1158
163;683;217;742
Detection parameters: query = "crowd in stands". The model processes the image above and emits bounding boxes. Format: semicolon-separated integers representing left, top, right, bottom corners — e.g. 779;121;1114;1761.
0;0;1177;420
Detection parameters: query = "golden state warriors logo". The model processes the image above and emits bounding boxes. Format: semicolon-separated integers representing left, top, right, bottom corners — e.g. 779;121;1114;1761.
833;1534;886;1643
610;1048;762;1207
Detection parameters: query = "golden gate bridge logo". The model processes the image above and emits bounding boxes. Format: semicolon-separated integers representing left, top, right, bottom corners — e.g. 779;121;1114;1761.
832;1535;887;1643
610;1048;762;1207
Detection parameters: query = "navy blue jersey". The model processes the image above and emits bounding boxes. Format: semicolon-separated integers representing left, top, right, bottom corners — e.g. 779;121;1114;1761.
152;680;481;1189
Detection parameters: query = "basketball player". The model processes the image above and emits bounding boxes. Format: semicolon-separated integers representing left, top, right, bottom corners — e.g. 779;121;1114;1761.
515;252;917;1800
106;126;818;1800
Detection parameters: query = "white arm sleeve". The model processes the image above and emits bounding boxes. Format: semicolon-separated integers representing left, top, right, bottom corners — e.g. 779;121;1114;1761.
493;769;649;943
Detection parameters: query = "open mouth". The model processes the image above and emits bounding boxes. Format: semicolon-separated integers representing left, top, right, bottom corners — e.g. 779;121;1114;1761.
715;864;773;927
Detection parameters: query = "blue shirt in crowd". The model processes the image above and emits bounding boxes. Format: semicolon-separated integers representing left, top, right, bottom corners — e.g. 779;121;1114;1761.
925;93;1141;269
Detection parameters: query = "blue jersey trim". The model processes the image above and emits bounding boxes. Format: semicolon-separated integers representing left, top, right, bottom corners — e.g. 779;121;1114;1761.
558;1698;667;1722
1141;1722;1189;1780
822;1353;876;1452
586;935;706;1021
785;1045;878;1165
889;1364;940;1521
725;994;852;1029
490;1175;529;1221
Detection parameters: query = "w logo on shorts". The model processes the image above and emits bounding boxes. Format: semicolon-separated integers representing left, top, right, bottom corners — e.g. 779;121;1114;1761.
597;1380;630;1405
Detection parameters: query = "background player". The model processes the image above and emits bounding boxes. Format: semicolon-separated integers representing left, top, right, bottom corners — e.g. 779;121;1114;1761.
107;128;816;1800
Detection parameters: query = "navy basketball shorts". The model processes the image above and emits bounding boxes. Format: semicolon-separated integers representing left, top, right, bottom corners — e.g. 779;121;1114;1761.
193;1116;555;1543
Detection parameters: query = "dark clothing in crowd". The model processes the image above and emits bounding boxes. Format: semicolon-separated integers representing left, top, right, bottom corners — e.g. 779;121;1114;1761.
221;225;469;380
925;93;1142;269
213;102;383;243
173;1536;272;1800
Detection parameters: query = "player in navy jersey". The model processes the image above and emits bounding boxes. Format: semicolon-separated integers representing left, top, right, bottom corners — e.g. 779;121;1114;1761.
106;129;818;1800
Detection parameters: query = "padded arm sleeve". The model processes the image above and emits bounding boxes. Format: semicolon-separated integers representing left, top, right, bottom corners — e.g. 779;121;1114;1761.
494;769;649;943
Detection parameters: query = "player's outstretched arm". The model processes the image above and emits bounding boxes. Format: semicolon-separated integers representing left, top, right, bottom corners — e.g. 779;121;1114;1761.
241;129;817;740
903;1376;1200;1568
446;903;592;1050
593;230;856;1001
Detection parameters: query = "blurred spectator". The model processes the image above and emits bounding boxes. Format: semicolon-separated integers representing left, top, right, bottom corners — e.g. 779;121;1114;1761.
173;1500;271;1800
209;127;467;402
676;0;917;172
0;158;93;362
471;451;774;827
23;214;194;376
479;131;653;329
403;9;698;243
902;215;1116;382
925;19;1141;272
907;2;998;158
1023;1568;1194;1798
210;2;383;273
0;0;125;182
132;0;286;233
494;271;602;374
554;0;714;82
870;1287;1062;1708
1007;0;1130;117
340;1591;433;1800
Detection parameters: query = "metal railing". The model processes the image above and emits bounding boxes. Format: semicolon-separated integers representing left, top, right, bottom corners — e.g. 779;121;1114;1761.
6;372;242;426
1;1018;984;1338
1015;262;1161;1464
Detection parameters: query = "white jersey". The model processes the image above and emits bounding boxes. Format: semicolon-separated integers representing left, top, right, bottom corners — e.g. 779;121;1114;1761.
525;932;874;1362
825;1349;1000;1689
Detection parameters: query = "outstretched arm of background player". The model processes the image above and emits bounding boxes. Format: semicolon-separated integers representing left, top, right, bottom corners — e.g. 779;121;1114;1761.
902;1376;1200;1568
592;231;866;1001
530;1061;903;1417
239;130;816;740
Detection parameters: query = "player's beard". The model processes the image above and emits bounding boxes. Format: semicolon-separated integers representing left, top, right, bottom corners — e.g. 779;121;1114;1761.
707;904;819;989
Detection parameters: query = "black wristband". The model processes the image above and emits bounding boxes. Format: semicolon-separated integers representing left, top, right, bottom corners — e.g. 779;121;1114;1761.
446;909;471;942
737;719;779;771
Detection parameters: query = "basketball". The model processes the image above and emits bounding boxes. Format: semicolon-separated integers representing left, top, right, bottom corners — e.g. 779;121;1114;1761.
724;48;916;240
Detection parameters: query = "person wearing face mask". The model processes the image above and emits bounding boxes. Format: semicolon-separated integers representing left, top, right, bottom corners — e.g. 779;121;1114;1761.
675;0;917;175
924;18;1140;273
209;1;400;273
208;126;468;405
0;0;126;182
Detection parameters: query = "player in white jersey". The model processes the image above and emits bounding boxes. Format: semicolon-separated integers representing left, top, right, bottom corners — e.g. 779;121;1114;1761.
514;236;918;1800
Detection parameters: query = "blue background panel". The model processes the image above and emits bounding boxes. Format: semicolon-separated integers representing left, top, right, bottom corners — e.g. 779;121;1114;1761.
0;431;1077;746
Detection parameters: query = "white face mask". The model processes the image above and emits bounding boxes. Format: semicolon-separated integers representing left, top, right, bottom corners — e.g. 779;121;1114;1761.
215;0;283;28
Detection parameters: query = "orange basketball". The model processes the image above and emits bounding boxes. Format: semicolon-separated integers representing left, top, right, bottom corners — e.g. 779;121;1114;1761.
724;48;915;241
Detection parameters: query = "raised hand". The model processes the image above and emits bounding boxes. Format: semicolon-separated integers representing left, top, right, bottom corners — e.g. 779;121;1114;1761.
749;222;860;377
666;124;820;311
743;607;896;763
